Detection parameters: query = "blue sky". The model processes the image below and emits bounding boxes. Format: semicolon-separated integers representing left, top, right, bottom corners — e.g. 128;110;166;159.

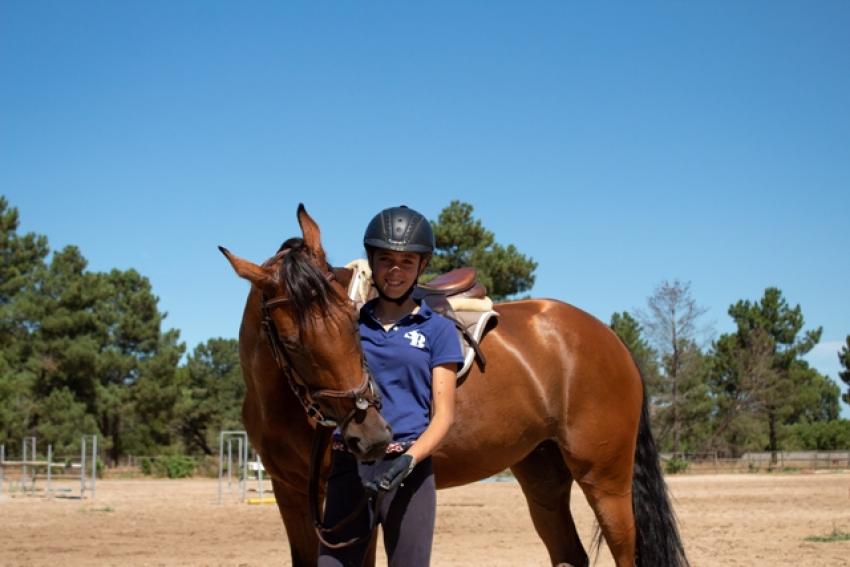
2;2;848;415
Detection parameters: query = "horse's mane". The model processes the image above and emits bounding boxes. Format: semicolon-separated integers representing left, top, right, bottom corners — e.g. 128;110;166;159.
277;237;335;332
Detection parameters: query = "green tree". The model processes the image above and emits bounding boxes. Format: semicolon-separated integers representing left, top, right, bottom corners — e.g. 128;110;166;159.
34;387;99;455
0;197;184;462
427;201;537;301
610;311;660;393
708;288;829;460
708;327;777;455
0;197;49;444
0;196;49;305
124;328;185;456
785;419;850;450
839;335;850;406
176;338;244;455
638;280;711;454
91;268;184;463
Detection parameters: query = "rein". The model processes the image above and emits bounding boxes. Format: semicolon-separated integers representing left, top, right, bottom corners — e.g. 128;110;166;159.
260;266;383;549
309;426;384;549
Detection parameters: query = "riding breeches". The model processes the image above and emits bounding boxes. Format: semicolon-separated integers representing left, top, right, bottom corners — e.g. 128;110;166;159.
317;450;436;567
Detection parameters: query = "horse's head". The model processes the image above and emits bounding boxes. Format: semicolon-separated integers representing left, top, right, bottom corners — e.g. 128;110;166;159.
220;204;391;461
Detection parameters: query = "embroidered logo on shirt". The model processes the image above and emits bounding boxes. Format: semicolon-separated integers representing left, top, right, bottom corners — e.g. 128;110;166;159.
404;330;427;349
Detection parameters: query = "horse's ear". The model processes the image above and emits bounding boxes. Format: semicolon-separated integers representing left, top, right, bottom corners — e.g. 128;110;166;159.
219;246;271;287
296;204;327;265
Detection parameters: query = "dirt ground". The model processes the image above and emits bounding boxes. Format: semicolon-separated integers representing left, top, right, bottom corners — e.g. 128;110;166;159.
2;473;849;566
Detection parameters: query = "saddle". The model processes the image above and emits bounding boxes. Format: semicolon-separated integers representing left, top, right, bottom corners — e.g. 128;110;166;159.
345;260;498;379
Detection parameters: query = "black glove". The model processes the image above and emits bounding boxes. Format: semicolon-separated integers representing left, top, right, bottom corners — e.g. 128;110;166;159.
376;454;415;492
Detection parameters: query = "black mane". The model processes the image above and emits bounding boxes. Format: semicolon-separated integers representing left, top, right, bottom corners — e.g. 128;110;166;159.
277;238;335;331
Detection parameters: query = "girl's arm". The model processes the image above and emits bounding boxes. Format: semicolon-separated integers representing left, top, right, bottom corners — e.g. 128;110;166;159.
407;363;457;464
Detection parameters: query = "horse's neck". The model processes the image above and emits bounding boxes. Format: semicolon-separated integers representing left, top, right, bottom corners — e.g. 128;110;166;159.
241;290;314;440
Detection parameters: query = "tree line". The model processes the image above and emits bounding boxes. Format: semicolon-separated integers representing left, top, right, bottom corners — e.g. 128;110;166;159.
1;196;848;466
0;197;243;464
612;282;850;457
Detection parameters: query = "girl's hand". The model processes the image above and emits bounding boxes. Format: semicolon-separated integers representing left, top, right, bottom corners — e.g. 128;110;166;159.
376;454;417;492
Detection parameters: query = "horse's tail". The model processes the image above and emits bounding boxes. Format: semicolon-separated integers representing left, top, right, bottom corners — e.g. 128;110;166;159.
632;373;690;567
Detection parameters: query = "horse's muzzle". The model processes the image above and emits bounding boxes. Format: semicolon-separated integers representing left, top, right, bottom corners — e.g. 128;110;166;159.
342;408;392;461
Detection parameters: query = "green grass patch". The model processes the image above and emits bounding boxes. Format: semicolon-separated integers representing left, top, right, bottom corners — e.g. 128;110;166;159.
804;527;850;543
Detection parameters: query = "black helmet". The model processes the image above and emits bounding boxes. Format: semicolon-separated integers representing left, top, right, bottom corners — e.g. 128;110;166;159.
363;206;435;254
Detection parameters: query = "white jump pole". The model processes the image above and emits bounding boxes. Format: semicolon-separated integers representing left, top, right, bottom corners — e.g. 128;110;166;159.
217;430;224;505
80;435;97;499
21;436;36;493
80;436;86;498
91;435;97;499
46;444;52;497
257;453;264;500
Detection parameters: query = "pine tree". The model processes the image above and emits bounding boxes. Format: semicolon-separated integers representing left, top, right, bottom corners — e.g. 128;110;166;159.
0;196;49;444
176;338;244;455
610;311;660;393
427;201;537;301
708;288;829;461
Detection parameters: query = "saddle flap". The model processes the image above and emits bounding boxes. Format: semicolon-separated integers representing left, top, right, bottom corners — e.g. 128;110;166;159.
452;308;498;380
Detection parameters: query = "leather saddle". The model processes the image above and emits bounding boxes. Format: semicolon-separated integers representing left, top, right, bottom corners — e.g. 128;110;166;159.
416;267;486;299
412;268;494;374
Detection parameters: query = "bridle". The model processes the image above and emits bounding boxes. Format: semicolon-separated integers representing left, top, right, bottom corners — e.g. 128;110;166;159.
260;268;382;432
259;259;386;549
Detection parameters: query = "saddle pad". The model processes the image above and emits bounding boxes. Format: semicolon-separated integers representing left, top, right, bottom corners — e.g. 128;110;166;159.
345;258;374;309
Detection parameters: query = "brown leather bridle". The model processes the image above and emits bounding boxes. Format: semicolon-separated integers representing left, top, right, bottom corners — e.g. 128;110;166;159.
260;269;382;431
260;265;386;549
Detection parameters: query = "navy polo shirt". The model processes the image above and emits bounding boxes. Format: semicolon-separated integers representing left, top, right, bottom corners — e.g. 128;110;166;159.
359;298;464;443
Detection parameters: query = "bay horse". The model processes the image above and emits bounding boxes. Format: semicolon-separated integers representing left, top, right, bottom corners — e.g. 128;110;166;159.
221;205;688;567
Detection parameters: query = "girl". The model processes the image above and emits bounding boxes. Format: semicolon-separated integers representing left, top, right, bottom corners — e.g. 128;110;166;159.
318;206;463;567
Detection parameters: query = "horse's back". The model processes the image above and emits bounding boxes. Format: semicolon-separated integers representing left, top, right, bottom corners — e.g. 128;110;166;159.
433;298;643;487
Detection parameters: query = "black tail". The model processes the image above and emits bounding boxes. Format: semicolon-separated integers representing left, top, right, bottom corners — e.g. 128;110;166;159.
632;382;690;567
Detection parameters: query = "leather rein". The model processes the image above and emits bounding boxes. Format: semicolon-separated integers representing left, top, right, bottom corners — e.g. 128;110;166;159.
260;265;384;549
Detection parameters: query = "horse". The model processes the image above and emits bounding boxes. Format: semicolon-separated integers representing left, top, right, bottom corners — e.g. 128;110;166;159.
220;205;688;567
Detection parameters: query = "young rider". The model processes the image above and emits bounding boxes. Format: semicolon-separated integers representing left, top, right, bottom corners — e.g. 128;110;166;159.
318;206;463;567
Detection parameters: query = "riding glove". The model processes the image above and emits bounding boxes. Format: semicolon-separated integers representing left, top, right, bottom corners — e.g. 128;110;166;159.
376;454;416;492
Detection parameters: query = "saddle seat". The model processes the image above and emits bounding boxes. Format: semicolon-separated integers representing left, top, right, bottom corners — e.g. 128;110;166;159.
417;267;486;299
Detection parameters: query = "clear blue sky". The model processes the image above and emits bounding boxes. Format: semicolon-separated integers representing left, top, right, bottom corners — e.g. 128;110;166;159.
2;2;848;415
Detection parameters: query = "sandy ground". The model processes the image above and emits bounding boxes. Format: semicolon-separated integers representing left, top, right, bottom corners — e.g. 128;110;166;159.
2;473;850;566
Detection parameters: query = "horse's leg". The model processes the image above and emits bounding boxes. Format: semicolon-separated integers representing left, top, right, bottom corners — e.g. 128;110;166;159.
574;479;635;567
271;479;320;567
563;440;637;566
511;440;588;567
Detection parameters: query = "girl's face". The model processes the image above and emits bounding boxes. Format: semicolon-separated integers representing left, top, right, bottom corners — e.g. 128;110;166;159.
371;249;424;299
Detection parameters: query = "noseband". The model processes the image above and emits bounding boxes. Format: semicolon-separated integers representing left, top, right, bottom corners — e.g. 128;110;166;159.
260;270;382;432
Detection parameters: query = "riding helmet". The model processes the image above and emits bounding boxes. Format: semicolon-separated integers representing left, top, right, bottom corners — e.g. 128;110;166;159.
363;206;435;254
